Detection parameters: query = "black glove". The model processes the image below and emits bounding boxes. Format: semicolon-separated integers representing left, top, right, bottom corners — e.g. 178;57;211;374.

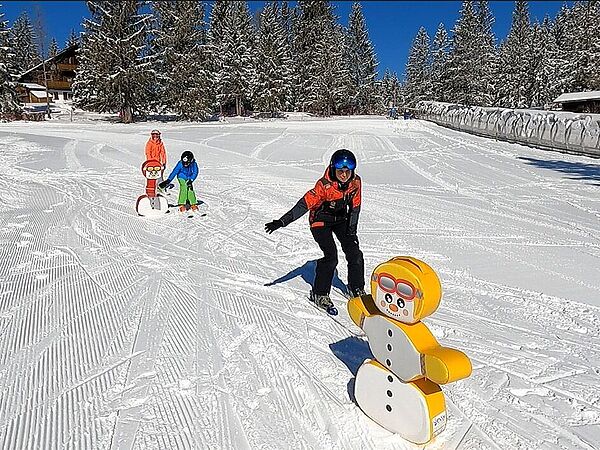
265;219;283;234
186;180;194;190
158;180;169;190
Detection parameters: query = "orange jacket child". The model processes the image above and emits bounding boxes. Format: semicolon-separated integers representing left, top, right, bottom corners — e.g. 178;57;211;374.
145;129;167;167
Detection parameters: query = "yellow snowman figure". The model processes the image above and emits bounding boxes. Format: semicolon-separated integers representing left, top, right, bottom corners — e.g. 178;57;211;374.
348;256;472;444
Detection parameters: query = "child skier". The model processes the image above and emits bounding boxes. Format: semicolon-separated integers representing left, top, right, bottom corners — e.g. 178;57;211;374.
159;151;199;212
264;149;366;312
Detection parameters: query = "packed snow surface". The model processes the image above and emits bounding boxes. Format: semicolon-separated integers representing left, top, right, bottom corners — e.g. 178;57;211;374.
0;116;599;449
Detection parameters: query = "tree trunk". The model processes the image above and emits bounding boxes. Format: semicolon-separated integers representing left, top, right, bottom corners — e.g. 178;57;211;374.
121;106;133;123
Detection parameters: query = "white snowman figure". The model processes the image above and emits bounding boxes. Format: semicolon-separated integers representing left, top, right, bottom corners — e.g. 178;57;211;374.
348;256;472;444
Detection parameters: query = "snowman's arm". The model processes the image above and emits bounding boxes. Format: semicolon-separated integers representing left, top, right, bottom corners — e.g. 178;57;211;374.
399;321;472;384
421;346;472;384
348;294;380;328
383;320;470;383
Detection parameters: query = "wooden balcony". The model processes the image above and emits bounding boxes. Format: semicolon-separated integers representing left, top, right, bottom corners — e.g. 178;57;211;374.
57;63;77;71
46;80;72;90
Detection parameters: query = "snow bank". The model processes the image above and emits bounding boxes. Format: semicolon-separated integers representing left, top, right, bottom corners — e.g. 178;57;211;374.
417;101;600;158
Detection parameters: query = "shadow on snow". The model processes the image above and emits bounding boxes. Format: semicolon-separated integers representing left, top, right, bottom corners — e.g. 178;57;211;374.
330;336;372;404
518;156;600;185
264;259;348;294
266;260;370;403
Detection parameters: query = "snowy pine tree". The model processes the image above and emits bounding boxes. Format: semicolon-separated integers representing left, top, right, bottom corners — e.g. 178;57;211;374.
0;4;20;118
10;12;40;74
404;27;431;107
497;0;534;108
568;1;600;91
209;1;256;116
73;0;152;123
285;2;304;110
65;28;79;48
254;2;293;115
294;1;350;116
552;3;578;94
346;2;379;114
380;69;402;111
473;0;498;106
152;0;213;120
430;23;449;102
48;37;58;57
445;0;481;105
529;17;560;107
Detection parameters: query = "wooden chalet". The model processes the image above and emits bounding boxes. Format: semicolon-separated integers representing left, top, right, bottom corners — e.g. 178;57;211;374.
16;44;79;104
553;91;600;114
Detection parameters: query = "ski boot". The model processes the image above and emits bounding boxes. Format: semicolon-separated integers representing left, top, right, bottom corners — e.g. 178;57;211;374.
309;291;338;316
349;287;367;299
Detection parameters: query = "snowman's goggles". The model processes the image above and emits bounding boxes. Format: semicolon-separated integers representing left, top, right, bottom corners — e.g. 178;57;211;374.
146;166;162;172
373;273;416;300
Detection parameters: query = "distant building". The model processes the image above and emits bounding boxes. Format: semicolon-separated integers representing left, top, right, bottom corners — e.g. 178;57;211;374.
16;44;79;104
553;91;600;114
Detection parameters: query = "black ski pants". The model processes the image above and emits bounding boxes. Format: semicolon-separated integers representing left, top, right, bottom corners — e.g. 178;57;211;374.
310;221;365;295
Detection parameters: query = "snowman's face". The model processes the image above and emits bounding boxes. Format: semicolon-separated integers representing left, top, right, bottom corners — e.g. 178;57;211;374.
144;164;162;180
373;272;419;323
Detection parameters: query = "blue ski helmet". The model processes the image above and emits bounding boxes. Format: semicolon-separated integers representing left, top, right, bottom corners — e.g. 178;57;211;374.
330;149;356;171
329;149;356;188
181;151;194;167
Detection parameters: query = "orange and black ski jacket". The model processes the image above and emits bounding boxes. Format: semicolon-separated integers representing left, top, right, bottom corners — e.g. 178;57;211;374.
279;169;361;233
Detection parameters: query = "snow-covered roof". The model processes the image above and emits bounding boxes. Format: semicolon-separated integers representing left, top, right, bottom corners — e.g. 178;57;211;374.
30;90;49;99
553;91;600;103
21;82;46;90
17;44;79;80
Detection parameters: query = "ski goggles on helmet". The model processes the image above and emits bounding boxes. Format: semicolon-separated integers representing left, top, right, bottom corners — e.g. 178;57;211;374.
151;130;161;136
372;273;416;300
332;155;356;170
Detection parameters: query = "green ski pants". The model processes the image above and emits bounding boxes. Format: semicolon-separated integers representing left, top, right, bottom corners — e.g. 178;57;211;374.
178;178;197;206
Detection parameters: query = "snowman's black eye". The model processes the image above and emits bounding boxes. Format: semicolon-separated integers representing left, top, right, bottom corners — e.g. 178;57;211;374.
385;293;393;304
396;298;405;308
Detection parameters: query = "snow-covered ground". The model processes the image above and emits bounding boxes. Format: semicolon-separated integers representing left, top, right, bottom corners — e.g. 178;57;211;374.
1;116;599;449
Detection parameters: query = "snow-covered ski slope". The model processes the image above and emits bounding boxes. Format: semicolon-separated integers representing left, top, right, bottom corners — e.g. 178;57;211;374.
0;116;599;449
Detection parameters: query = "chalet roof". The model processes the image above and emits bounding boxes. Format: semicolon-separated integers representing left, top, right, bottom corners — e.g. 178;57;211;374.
30;90;49;99
20;82;47;90
17;44;79;81
553;91;600;103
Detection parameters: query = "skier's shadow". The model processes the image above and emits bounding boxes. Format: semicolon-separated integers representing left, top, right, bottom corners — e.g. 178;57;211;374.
330;336;372;404
264;259;347;293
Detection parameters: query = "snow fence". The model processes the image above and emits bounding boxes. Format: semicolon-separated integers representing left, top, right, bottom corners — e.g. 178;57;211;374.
416;101;600;158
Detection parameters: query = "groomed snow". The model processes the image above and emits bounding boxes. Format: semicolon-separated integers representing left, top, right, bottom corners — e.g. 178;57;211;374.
0;116;599;449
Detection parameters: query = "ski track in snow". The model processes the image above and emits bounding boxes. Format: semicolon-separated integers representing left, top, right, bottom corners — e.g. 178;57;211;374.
0;118;599;449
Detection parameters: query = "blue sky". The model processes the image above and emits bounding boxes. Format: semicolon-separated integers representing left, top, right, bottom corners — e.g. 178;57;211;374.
1;1;566;79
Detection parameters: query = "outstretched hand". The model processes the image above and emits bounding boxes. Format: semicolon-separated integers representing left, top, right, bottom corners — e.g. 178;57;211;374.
158;180;169;190
265;220;283;234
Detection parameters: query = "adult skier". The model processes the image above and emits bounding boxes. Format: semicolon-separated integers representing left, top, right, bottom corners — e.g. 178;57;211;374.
145;129;167;168
145;129;168;187
264;149;366;312
159;151;199;212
